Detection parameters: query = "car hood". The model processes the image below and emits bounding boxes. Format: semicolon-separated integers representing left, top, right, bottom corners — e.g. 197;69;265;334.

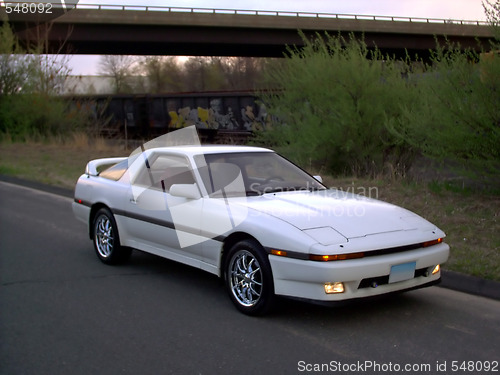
238;190;435;239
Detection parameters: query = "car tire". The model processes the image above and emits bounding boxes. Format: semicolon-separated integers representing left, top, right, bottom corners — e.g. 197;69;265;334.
224;239;275;316
92;208;131;265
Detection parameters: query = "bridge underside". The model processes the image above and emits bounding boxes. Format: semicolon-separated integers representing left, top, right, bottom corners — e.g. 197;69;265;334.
4;9;494;59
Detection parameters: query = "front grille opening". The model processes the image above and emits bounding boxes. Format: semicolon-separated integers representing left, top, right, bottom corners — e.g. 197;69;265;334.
358;267;429;289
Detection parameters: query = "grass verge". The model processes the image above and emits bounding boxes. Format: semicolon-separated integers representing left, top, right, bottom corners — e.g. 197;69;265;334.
1;140;499;281
0;137;125;189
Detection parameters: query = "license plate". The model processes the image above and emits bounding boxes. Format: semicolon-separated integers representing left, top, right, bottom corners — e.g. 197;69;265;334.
389;262;416;283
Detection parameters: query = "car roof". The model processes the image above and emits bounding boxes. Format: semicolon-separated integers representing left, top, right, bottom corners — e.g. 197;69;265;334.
142;145;273;157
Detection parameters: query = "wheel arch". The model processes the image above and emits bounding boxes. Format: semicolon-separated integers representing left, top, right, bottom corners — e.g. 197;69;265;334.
221;232;266;280
88;203;111;240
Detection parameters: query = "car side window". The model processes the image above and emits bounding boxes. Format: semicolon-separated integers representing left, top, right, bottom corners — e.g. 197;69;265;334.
133;154;195;192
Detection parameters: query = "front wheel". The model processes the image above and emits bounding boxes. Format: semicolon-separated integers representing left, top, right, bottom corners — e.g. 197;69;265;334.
92;208;131;265
224;240;275;316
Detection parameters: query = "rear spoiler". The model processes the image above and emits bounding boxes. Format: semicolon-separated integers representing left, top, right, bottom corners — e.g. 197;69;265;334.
85;157;127;176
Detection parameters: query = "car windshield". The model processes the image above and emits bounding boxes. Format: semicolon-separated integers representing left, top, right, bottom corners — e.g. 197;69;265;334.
194;152;326;197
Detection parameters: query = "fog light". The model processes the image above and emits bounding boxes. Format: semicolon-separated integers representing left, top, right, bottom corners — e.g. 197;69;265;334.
324;282;345;294
432;264;441;275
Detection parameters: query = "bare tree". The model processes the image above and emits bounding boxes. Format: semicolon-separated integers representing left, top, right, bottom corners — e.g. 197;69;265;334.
223;57;266;90
0;23;29;95
182;57;230;91
29;22;73;95
98;55;137;94
483;0;500;41
0;22;71;95
97;55;268;94
139;56;185;93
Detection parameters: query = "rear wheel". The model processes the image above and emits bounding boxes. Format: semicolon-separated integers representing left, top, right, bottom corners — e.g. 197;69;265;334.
93;208;131;264
225;240;274;316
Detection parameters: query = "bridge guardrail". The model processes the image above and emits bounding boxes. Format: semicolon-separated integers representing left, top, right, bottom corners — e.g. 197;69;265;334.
2;2;486;26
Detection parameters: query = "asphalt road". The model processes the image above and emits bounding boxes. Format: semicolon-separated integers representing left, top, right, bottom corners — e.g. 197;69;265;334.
1;181;499;375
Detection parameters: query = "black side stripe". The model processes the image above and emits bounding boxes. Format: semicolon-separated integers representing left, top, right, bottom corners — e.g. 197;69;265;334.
112;208;226;243
75;198;226;242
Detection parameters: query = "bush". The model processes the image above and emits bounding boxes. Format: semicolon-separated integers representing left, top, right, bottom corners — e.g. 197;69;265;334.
0;22;87;141
256;32;499;179
393;45;500;163
256;32;417;177
0;94;85;141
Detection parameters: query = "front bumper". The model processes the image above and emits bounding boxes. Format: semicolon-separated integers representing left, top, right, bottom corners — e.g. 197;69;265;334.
269;242;450;301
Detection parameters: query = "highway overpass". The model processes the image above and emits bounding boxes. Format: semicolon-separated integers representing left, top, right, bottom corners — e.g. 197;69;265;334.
1;4;495;58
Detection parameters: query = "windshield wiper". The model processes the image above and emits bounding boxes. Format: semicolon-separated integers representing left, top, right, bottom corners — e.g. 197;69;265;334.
259;187;306;194
245;190;262;196
309;186;327;191
261;186;327;194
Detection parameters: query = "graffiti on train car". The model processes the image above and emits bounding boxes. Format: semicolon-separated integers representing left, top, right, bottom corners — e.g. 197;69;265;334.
71;92;277;140
168;98;272;131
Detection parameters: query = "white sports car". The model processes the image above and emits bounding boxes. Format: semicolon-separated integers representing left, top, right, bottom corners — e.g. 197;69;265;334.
73;145;449;315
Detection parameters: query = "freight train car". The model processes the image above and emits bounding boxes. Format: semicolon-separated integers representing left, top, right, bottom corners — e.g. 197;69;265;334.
71;91;274;143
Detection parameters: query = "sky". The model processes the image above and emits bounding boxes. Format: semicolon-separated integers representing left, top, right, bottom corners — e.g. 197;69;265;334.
65;0;488;75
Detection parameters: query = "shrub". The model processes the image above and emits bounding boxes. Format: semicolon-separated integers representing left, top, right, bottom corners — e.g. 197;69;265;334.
256;32;499;180
0;22;87;141
0;94;86;141
256;32;417;177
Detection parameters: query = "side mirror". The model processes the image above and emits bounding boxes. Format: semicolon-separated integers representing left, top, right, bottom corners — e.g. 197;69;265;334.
313;175;323;183
169;183;201;200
